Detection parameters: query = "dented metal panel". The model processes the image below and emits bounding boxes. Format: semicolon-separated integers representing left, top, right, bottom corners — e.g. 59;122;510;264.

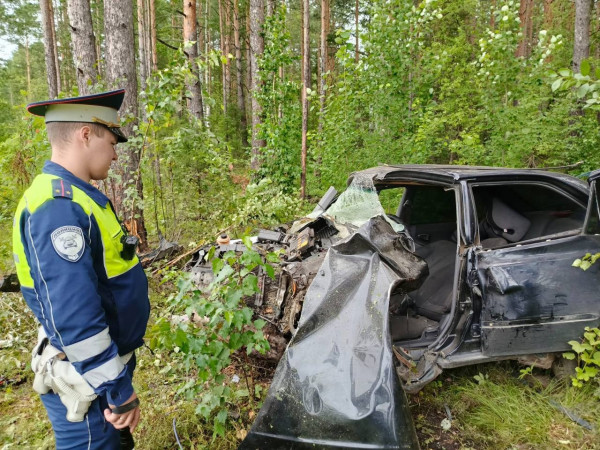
477;235;600;357
240;217;426;449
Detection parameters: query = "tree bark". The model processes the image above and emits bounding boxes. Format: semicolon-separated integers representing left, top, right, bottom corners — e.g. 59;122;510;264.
25;37;31;99
573;0;592;73
596;0;600;60
150;0;158;71
49;0;62;93
301;0;309;199
39;0;60;98
543;0;554;29
218;0;229;118
234;0;249;147
246;9;252;109
355;0;359;63
204;0;211;121
67;0;98;94
137;0;149;89
225;0;233;101
104;0;147;248
319;0;330;132
183;0;205;120
249;0;265;169
58;0;75;92
516;0;534;57
144;0;152;76
197;0;204;66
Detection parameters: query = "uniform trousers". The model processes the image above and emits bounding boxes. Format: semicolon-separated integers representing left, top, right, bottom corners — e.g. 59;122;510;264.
40;354;136;449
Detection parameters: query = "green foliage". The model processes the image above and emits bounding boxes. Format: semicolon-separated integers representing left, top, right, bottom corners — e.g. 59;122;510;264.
147;241;276;437
572;252;600;271
0;113;48;271
563;327;600;393
549;60;600;110
416;362;600;448
255;4;302;193
314;0;600;191
228;178;306;228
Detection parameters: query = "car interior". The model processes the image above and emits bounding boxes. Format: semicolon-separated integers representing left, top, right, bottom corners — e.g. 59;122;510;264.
384;182;586;346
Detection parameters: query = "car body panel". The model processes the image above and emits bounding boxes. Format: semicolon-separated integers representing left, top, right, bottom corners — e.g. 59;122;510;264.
240;217;424;449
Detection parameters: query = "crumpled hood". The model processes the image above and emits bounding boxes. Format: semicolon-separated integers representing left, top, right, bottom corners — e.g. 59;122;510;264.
240;216;427;449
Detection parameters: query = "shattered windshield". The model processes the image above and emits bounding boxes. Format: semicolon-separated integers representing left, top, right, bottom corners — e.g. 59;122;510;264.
324;174;405;232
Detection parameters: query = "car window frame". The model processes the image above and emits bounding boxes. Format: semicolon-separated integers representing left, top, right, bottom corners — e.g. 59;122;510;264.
468;180;587;248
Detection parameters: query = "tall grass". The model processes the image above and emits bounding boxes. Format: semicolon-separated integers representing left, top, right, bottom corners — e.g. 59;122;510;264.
414;362;600;449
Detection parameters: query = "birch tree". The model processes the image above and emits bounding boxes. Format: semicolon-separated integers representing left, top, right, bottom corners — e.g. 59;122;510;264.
183;0;204;120
573;0;592;73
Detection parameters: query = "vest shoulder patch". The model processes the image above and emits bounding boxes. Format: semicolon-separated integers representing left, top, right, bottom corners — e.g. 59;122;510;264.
51;226;85;262
51;179;74;199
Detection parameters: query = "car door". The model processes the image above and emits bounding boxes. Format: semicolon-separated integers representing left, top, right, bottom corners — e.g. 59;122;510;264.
473;178;600;357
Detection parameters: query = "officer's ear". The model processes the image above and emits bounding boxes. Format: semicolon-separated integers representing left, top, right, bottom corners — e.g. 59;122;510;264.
78;125;92;145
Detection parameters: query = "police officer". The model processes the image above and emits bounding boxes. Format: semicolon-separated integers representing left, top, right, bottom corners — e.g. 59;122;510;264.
12;90;150;449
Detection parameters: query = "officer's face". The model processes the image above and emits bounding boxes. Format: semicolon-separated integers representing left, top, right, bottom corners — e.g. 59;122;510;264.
87;128;118;180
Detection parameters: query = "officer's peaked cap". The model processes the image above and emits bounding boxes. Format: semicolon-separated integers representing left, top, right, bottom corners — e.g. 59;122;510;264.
27;89;128;143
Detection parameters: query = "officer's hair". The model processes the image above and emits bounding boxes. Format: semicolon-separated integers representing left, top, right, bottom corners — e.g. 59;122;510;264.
46;122;107;146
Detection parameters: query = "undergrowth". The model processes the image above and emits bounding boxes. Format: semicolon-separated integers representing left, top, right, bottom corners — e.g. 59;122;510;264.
411;361;600;449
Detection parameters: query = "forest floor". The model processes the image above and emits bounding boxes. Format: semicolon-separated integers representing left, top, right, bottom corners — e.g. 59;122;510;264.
1;288;599;450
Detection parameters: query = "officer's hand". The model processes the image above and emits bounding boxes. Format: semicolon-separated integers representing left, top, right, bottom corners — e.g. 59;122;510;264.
104;392;141;432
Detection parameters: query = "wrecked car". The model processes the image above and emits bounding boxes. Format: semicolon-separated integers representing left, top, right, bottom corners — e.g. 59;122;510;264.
188;165;600;449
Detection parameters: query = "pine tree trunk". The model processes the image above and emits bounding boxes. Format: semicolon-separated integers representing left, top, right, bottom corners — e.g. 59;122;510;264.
137;0;148;89
218;0;228;118
67;0;98;94
58;0;75;92
249;0;265;170
183;0;205;120
543;0;554;29
198;0;204;64
25;37;32;98
234;0;249;147
49;0;62;93
319;0;330;132
150;0;158;71
573;0;592;73
596;1;600;59
516;0;534;57
301;0;309;199
104;0;147;248
225;0;233;102
93;0;103;77
144;0;152;77
355;0;359;63
39;0;60;98
246;9;252;110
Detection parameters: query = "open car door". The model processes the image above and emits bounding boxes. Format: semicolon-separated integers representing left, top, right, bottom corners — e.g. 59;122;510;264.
475;174;600;357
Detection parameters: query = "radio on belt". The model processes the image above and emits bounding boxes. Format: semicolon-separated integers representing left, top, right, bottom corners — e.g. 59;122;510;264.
120;235;139;260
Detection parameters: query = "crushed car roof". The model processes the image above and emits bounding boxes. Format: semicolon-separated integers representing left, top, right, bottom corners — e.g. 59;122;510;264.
351;164;589;190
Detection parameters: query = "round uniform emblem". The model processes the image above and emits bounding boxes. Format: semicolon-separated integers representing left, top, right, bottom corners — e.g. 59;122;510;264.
51;226;85;262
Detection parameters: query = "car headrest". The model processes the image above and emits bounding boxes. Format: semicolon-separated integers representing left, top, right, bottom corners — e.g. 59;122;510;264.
486;198;531;242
